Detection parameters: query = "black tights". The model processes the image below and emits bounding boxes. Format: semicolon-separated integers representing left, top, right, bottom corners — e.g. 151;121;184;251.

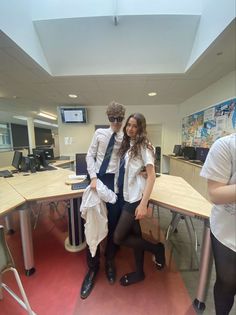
211;232;236;315
114;204;157;274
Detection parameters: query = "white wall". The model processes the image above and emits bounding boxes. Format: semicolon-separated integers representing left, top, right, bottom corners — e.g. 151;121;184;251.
56;70;236;172
57;104;181;165
187;0;235;69
179;70;236;117
0;0;50;72
31;0;202;20
0;149;28;168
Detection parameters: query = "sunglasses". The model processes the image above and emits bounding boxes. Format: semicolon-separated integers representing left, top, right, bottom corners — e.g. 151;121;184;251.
108;116;124;123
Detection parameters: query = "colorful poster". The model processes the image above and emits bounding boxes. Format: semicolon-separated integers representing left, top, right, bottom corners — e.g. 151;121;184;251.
182;98;236;147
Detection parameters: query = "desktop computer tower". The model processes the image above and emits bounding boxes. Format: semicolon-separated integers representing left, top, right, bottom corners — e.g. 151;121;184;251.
21;156;37;173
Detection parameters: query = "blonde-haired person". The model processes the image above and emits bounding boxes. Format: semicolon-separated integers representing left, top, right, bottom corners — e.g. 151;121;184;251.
114;113;165;286
80;101;125;299
200;133;236;315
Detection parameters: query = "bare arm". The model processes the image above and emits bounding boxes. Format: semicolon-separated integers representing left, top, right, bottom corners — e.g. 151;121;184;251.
207;179;236;204
135;164;156;220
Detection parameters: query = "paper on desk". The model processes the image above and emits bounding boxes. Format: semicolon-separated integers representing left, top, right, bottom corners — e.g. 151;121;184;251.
68;174;87;180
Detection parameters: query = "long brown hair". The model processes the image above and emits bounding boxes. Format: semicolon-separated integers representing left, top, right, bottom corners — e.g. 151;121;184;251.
119;113;151;158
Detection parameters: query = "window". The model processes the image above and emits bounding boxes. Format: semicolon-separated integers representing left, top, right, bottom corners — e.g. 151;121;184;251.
0;123;12;151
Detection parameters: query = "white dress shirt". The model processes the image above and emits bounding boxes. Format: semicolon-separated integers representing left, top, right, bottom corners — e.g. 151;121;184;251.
200;133;236;252
86;127;123;190
122;144;155;203
80;179;117;257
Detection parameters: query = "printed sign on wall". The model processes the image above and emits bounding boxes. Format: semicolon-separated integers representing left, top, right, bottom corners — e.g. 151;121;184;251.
182;98;236;147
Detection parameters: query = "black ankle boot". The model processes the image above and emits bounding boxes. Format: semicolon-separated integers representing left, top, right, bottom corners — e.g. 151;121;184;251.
105;260;116;284
80;268;98;299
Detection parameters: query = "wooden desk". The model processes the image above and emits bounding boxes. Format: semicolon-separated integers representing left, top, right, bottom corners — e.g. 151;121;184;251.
0;178;25;215
163;155;209;199
150;174;212;312
150;174;211;218
2;171;212;312
6;168;81;202
5;168;86;275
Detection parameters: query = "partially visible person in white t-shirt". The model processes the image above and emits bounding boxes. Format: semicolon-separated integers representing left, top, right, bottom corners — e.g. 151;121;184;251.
114;113;165;286
200;133;236;315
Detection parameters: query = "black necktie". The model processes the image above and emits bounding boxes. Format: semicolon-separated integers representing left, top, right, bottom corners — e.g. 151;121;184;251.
118;156;125;188
99;132;116;176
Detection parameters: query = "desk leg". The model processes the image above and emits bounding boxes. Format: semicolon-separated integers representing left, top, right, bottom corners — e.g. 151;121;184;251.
193;219;213;312
64;197;86;252
4;214;15;234
19;204;35;276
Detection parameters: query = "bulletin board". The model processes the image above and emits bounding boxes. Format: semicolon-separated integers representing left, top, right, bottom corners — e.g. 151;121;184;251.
182;98;236;147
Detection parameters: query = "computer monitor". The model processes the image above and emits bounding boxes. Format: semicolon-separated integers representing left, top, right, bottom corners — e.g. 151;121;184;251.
75;153;87;176
32;149;48;168
182;146;196;160
173;145;182;156
196;147;209;163
43;148;54;160
11;151;22;170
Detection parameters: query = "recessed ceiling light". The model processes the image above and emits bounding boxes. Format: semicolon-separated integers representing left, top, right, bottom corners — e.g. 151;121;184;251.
148;92;157;96
68;94;78;98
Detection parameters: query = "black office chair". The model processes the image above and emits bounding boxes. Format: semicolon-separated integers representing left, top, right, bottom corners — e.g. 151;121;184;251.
0;225;36;314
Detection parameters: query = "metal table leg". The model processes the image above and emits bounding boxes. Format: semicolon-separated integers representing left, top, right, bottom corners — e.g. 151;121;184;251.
19;203;35;276
4;213;15;234
193;219;213;313
64;197;86;252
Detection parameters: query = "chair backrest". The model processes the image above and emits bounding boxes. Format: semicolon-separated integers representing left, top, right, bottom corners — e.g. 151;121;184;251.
0;225;14;273
75;153;87;176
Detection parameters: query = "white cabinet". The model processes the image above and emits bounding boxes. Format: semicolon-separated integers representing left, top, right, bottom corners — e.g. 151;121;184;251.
168;156;209;200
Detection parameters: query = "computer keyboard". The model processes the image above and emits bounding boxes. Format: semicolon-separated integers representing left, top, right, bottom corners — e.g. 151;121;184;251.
0;170;13;178
71;179;90;190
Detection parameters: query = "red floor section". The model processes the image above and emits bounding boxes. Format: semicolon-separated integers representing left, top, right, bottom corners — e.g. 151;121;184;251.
0;207;196;315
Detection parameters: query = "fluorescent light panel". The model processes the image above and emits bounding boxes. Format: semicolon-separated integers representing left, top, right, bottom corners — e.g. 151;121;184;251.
38;112;57;120
13;116;58;127
34;119;58;127
13;115;27;121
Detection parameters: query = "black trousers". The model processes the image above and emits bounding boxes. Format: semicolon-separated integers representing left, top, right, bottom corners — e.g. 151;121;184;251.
211;232;236;315
86;173;124;271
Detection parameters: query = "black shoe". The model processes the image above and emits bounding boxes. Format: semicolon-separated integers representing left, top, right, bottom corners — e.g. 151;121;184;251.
120;272;145;286
105;260;116;284
80;269;98;299
154;242;165;270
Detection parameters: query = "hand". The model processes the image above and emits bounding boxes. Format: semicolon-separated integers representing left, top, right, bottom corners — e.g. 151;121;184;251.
135;203;148;220
90;178;97;190
139;170;147;179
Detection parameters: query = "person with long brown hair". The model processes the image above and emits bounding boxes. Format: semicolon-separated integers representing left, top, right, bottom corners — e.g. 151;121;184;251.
114;113;165;286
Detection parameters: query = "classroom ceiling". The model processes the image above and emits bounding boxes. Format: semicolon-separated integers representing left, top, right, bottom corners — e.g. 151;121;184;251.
0;15;235;127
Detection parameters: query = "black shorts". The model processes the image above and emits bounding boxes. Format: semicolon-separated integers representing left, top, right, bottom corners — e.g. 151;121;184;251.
122;200;141;215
